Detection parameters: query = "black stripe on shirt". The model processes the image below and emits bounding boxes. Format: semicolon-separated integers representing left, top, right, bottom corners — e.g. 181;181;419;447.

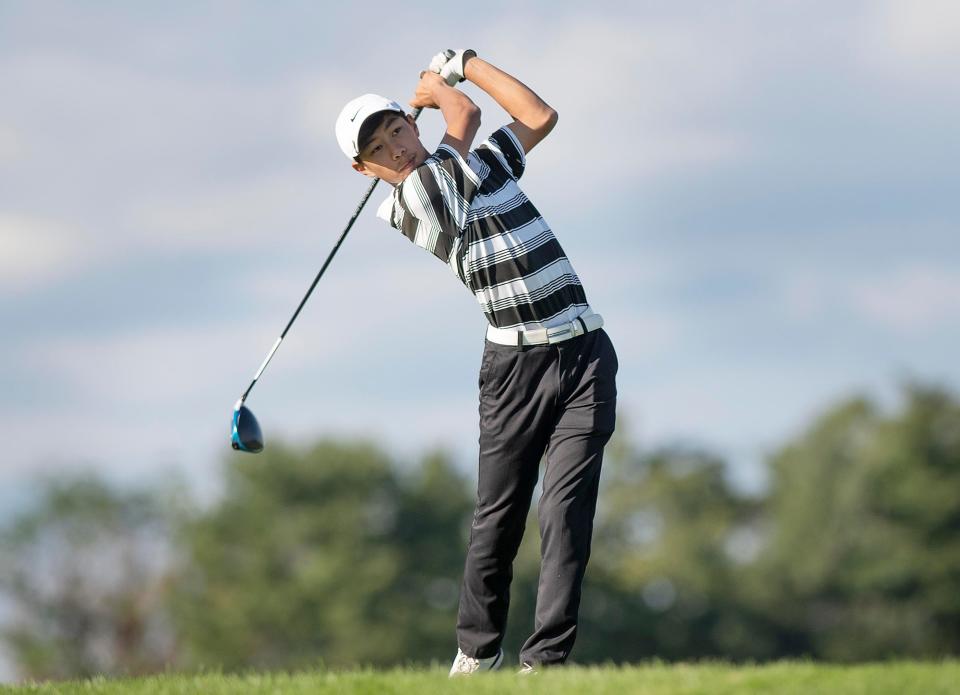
473;147;517;188
467;237;566;289
485;283;589;327
469;199;542;241
486;128;526;180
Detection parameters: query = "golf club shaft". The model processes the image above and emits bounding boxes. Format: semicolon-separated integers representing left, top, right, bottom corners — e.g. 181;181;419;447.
238;106;425;406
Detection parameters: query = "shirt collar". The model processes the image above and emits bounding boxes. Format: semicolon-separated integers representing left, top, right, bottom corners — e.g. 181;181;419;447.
375;190;396;224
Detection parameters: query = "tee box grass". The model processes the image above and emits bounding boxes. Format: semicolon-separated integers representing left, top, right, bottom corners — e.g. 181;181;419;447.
2;660;958;694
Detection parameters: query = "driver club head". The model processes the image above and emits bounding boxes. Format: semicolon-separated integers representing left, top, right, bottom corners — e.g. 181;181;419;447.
231;403;264;453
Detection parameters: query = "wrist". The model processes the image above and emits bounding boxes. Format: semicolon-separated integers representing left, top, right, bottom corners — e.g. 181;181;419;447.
435;83;472;110
461;51;478;81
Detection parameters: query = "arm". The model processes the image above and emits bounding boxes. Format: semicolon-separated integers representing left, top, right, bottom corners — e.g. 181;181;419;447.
462;56;558;154
410;71;481;160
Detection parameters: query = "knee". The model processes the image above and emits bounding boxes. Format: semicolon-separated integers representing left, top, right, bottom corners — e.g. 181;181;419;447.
471;503;530;549
538;494;581;528
538;478;601;531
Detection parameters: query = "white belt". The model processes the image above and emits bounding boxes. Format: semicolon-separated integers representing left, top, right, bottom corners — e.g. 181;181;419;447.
486;312;604;347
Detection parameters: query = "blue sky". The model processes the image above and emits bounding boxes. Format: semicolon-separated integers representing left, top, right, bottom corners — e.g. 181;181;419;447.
1;0;959;503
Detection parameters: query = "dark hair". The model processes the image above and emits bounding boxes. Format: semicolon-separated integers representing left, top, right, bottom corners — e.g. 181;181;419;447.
354;110;402;162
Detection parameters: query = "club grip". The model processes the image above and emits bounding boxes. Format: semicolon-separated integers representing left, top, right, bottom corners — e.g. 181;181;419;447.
411;51;454;122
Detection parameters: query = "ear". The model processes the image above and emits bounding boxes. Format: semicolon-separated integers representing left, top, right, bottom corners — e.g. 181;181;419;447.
352;160;377;179
405;113;420;137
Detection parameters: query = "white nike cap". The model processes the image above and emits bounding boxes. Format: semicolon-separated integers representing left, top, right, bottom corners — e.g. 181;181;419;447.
335;93;405;159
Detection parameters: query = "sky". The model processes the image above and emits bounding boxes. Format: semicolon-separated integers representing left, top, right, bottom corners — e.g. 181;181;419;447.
1;0;959;511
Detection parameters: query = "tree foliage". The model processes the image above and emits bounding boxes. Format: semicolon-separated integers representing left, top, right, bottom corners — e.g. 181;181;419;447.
2;383;958;679
169;441;472;671
0;476;179;680
749;384;960;660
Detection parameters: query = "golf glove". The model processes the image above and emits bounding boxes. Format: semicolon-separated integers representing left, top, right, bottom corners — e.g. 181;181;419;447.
428;49;477;86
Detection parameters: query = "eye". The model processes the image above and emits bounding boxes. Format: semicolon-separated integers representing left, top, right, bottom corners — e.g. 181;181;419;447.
371;144;382;154
392;127;401;135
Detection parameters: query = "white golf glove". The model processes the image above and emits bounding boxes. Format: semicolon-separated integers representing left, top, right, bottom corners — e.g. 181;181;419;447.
428;49;477;86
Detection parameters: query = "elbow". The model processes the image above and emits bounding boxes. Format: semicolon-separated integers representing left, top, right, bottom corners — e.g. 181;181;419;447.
465;103;482;130
461;102;481;141
546;108;558;133
538;107;558;136
445;102;481;155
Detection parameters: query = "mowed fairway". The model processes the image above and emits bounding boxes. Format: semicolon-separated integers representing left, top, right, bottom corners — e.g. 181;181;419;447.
2;661;958;695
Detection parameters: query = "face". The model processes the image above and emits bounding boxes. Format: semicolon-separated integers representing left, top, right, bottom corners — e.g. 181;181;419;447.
352;113;430;185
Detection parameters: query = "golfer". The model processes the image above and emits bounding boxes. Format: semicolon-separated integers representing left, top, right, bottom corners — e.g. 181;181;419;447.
335;50;618;675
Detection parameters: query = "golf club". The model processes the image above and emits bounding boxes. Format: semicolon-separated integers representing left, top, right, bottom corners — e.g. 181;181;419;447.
230;102;430;453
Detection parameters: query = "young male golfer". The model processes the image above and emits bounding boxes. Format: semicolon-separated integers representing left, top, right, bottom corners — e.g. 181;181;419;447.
335;50;618;675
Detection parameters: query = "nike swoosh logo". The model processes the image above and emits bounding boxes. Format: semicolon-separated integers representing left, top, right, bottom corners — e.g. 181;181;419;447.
349;107;363;122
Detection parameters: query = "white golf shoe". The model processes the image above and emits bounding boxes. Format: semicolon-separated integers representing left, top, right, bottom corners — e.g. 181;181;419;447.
448;647;504;676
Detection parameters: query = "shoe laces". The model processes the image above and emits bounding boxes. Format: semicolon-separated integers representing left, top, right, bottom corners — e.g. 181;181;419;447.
453;653;481;673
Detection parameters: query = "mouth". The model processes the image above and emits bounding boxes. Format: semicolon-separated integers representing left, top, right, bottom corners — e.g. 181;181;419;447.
400;155;416;173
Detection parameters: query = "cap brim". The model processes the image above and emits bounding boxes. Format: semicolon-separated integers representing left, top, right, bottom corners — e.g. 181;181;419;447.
336;95;405;159
352;108;404;157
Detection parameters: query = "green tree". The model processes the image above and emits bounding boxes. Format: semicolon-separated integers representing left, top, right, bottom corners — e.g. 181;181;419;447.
10;383;955;677
586;442;763;661
750;383;960;659
502;426;762;663
0;475;180;680
170;439;472;671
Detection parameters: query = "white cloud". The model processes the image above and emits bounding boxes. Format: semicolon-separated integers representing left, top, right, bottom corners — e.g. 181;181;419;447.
782;272;830;322
2;2;959;502
877;0;960;61
858;0;960;78
606;309;684;361
570;253;688;359
267;391;481;463
850;264;960;332
17;318;354;411
781;262;960;334
127;170;324;251
0;53;410;259
479;11;752;113
0;53;348;245
429;10;756;208
3;303;482;483
298;74;377;149
2;408;189;479
12;255;479;412
0;214;93;292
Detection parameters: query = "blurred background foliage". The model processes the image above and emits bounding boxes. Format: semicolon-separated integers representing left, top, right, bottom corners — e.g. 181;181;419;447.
2;383;958;680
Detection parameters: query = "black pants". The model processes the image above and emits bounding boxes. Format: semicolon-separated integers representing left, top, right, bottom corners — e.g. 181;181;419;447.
456;328;618;666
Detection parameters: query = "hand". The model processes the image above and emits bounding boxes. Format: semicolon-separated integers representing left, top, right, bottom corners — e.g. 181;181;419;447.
410;70;449;110
428;49;477;86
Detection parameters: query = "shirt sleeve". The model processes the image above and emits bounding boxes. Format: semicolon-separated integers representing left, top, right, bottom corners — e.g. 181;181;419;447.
389;144;483;263
476;126;527;181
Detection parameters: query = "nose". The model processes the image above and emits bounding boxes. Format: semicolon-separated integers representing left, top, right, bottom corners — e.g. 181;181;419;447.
391;143;406;160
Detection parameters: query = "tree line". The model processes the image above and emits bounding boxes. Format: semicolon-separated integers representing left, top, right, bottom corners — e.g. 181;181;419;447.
1;383;958;680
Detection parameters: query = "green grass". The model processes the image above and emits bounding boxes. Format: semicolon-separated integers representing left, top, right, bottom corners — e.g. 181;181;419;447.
2;661;959;694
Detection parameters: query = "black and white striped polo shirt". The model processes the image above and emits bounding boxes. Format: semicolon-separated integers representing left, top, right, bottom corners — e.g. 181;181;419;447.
376;126;590;331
